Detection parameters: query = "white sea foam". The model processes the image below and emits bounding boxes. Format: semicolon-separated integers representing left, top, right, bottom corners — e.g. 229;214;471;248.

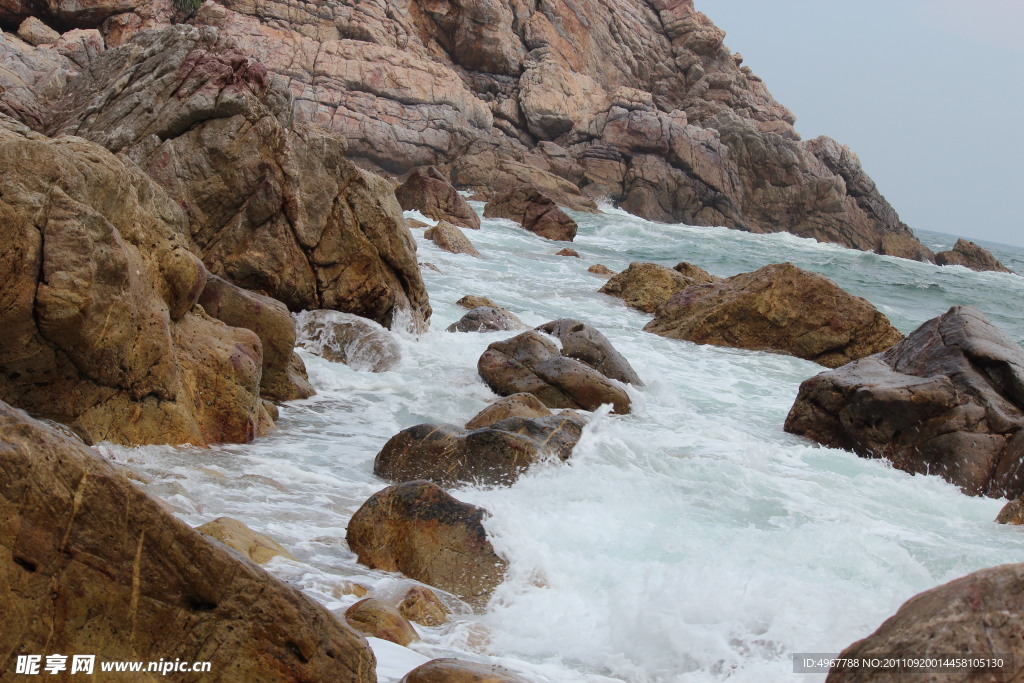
102;209;1024;681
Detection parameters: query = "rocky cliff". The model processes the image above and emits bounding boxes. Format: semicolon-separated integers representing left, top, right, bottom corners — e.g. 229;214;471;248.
0;0;934;259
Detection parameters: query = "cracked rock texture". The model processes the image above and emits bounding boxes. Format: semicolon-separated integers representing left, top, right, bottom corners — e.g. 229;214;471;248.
2;0;935;259
785;306;1024;498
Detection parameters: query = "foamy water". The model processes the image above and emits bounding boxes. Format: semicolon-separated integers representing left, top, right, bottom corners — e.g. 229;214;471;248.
101;206;1024;682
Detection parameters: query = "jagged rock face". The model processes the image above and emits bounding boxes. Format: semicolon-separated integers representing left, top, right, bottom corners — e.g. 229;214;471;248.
0;402;376;680
935;238;1014;274
33;26;430;330
374;412;587;486
346;481;507;609
0;115;274;446
785;306;1024;498
62;0;937;259
644;263;904;368
396;166;481;230
826;564;1024;683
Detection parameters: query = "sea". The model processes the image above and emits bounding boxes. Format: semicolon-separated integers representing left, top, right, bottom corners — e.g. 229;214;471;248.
100;203;1024;682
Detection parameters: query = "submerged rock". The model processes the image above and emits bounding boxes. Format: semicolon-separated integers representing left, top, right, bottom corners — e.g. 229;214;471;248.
345;598;419;646
588;264;616;277
374;413;587;487
785;306;1024;498
478;331;631;413
347;481;507;609
424;220;481;256
827;564;1024;682
935;238;1014;274
447;306;522;333
396;167;480;230
465;393;553;429
0;402;375;680
400;658;530;683
601;262;719;314
645;263;903;368
195;516;295;565
296;310;402;372
556;248;581;258
484;186;578;242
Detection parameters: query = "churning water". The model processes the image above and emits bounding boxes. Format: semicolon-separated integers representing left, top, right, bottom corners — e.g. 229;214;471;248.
101;204;1024;682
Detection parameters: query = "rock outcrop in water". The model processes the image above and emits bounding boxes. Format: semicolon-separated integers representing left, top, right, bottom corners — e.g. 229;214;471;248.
465;393;552;429
0;115;275;446
536;319;644;385
0;402;375;680
935;239;1014;274
827;563;1024;682
601;261;720;313
12;0;938;259
374;412;587;486
785;306;1024;498
483;186;579;241
396;167;481;230
345;598;420;646
645;263;904;368
347;481;507;609
400;658;530;683
424;220;481;256
447;306;524;333
296;310;402;372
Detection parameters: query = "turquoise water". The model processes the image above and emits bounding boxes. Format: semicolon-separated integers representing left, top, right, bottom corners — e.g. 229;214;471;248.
103;207;1024;682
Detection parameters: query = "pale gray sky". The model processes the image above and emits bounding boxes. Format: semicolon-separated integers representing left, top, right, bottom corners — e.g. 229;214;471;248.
701;0;1024;247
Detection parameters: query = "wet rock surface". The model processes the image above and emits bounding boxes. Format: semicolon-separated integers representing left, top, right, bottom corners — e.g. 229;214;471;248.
465;393;553;429
600;262;719;314
447;306;523;333
396;166;480;230
296;310;402;372
400;658;530;683
935;238;1014;274
484;186;578;241
536;319;643;385
424;220;481;256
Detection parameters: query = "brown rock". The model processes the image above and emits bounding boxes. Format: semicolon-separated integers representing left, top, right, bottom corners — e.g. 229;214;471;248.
785;306;1024;498
346;481;507;608
17;17;60;45
484;186;578;241
400;658;529;683
645;263;904;368
455;297;526;328
374;412;587;487
198;274;315;402
396;167;481;230
296;310;401;373
465;393;552;429
345;598;419;646
195;516;295;565
397;585;450;626
447;306;523;333
556;248;580;258
424;220;481;256
996;499;1024;525
478;331;631;413
935;238;1015;274
331;581;371;599
47;26;431;330
588;264;616;277
407;218;430;229
827;564;1024;682
674;261;719;283
536;319;643;385
0;402;375;680
0;115;272;446
601;262;718;314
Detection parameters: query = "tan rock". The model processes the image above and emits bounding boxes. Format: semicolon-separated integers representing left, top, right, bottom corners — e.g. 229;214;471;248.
0;402;375;680
588;264;616;276
296;310;401;372
555;248;580;257
195;517;295;565
17;17;60;45
332;581;371;599
345;598;419;646
465;393;552;429
935;238;1014;274
645;263;904;368
407;218;431;229
396;167;481;230
601;262;718;313
400;658;529;683
347;481;507;609
996;499;1024;525
484;186;578;242
397;585;450;626
424;220;481;256
374;412;587;487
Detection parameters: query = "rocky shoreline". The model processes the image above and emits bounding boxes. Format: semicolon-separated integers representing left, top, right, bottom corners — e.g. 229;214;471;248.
1;0;1022;680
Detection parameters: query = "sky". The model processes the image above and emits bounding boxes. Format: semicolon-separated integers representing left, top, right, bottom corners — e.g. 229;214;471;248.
700;0;1024;247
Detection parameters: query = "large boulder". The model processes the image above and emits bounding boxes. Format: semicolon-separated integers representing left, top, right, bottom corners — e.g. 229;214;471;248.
0;114;273;446
0;401;375;680
347;481;507;609
478;331;631;413
826;564;1024;682
644;263;904;368
536;319;643;385
296;310;402;373
396;166;481;230
935;238;1014;274
785;306;1024;498
374;412;587;487
45;26;431;330
483;186;578;241
424;220;480;256
198;274;314;402
600;261;719;313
